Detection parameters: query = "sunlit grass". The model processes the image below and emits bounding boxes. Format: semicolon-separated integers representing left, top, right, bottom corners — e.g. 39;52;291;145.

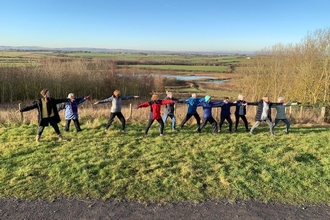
0;123;329;205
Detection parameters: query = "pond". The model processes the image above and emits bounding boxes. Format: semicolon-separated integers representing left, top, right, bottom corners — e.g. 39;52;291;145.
129;73;229;84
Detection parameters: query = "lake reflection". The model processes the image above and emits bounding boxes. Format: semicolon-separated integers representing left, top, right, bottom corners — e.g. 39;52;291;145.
130;73;228;84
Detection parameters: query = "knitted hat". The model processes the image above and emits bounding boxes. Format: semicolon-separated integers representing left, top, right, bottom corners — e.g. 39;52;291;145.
205;95;211;102
40;89;48;96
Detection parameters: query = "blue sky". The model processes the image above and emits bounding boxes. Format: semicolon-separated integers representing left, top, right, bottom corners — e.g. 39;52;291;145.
1;0;330;53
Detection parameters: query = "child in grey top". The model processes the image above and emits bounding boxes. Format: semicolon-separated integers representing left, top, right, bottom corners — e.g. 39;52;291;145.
272;97;300;134
94;90;138;132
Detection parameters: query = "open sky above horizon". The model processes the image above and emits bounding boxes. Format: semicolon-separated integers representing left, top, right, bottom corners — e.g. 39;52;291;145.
1;0;330;53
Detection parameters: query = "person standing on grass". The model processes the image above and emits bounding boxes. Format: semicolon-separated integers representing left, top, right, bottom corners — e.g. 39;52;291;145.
196;95;223;134
218;97;236;133
179;93;204;130
135;94;177;136
162;91;180;131
249;96;280;136
93;90;139;132
233;94;249;132
16;89;69;142
272;97;301;134
57;93;90;132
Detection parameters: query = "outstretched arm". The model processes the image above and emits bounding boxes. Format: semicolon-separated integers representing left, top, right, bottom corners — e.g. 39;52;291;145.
94;96;113;105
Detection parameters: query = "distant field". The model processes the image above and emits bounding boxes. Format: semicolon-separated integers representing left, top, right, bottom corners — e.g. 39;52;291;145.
0;51;246;67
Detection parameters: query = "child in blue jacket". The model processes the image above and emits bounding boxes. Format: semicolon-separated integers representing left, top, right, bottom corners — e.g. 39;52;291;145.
58;93;90;132
197;95;223;133
179;93;204;129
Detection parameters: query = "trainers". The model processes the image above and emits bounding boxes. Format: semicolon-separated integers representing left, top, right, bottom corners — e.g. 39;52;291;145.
160;134;164;136
36;135;40;142
58;134;67;141
249;132;253;135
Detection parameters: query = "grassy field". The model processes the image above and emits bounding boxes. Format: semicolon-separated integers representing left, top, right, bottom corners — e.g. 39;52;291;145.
0;122;329;205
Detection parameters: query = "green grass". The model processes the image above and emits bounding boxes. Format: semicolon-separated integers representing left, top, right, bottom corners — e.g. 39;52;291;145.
0;123;329;205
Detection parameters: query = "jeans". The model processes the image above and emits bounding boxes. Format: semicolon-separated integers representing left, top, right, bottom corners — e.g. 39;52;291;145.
163;113;176;130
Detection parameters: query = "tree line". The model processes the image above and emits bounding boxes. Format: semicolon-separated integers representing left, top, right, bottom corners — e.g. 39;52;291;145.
238;28;330;106
0;58;163;103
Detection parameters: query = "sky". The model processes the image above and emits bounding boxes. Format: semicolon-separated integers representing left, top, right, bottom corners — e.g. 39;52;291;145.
1;0;330;53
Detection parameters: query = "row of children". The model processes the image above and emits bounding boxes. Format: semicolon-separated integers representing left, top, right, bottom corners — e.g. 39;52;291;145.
16;89;299;142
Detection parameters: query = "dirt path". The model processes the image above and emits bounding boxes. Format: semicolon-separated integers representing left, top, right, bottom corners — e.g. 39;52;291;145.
1;198;329;220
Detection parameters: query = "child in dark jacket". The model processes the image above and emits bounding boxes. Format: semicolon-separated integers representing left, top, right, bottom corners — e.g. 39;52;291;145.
136;94;176;136
234;94;249;132
218;97;236;133
197;95;223;133
58;93;90;132
162;91;179;131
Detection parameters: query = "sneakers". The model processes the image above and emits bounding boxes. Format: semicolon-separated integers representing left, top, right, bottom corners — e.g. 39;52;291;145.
160;134;164;136
58;134;67;141
35;135;40;142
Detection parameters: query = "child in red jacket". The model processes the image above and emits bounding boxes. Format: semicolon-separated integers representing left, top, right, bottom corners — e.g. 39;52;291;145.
136;94;176;136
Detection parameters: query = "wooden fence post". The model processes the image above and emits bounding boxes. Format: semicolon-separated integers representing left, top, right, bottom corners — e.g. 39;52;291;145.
321;107;326;120
128;103;132;119
19;103;23;123
299;106;303;118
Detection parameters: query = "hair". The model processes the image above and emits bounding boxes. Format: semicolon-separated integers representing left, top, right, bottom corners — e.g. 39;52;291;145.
278;97;284;102
113;90;121;97
40;89;48;97
67;93;75;99
151;94;159;101
238;94;244;100
224;96;229;99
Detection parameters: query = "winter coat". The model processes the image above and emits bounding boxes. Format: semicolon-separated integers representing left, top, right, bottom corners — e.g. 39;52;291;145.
234;100;247;115
58;97;88;120
20;98;69;126
182;97;205;114
219;102;236;117
98;95;134;113
251;100;279;122
138;100;175;120
197;101;223;118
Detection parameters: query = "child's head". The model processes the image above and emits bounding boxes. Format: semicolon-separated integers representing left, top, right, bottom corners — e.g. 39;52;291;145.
40;89;50;98
278;97;284;103
238;94;244;100
151;94;159;101
224;97;229;103
191;93;197;98
67;93;75;100
113;90;121;97
262;96;269;102
166;91;173;98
